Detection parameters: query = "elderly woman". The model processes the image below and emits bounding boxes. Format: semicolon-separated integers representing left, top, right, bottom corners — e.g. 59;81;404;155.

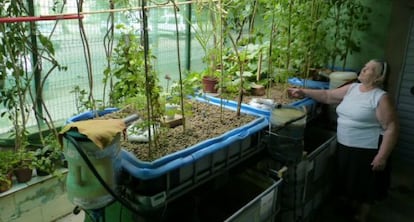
288;59;399;222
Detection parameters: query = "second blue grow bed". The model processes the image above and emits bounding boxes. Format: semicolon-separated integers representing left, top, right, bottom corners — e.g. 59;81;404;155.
198;94;320;121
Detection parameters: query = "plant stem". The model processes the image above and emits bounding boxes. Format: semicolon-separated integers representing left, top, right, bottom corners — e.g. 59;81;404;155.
102;0;115;107
228;34;243;117
171;1;187;131
76;0;96;111
267;4;277;98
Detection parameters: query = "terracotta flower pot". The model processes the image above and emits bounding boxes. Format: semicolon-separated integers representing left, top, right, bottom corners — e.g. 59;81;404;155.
251;84;265;96
14;167;33;183
202;76;219;93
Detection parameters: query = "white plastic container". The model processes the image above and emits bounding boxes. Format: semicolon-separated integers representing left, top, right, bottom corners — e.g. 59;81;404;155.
268;106;307;162
329;71;357;89
63;132;122;210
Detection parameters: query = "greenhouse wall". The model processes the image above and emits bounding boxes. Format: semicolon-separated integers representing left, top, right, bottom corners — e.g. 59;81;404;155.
0;0;393;135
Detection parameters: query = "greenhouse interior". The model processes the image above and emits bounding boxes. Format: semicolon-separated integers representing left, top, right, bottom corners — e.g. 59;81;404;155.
1;0;414;222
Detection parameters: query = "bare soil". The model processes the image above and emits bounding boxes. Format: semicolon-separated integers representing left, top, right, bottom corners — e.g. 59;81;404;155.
122;102;256;162
238;82;296;105
107;84;298;162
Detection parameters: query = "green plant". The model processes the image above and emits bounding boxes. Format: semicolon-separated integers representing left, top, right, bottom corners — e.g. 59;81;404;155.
325;0;371;70
0;0;65;151
0;150;16;192
104;24;164;159
32;134;62;176
0;173;12;183
293;0;330;77
12;147;34;170
11;147;35;183
32;143;62;175
0;150;16;175
192;0;222;77
0;174;12;192
220;43;272;94
0;11;32;150
166;78;196;116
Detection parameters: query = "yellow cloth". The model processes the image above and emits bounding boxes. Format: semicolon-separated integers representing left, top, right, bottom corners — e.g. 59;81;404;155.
59;119;126;149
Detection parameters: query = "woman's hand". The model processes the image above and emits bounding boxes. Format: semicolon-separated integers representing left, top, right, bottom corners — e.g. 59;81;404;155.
287;88;305;99
371;154;387;171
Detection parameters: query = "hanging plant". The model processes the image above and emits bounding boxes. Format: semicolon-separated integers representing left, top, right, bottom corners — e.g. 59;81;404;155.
0;1;32;150
325;0;371;70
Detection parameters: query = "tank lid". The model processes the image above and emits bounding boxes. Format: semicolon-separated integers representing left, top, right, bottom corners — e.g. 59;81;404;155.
329;71;357;80
270;107;306;126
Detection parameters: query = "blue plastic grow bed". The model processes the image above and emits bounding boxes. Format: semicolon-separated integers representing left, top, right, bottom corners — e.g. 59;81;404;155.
120;97;268;180
65;100;268;180
65;108;119;124
65;99;269;211
288;77;329;89
197;94;319;121
121;115;267;180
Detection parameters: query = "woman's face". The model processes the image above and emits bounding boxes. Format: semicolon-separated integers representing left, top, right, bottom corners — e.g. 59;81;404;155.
358;60;381;86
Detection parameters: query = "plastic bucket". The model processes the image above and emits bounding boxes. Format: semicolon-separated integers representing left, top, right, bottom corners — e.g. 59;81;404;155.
268;106;307;163
62;131;122;210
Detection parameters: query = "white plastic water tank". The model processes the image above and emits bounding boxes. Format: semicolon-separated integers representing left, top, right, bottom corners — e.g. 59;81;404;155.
329;71;357;89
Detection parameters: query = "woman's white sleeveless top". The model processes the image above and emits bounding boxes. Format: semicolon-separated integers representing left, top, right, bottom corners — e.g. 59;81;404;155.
336;83;386;149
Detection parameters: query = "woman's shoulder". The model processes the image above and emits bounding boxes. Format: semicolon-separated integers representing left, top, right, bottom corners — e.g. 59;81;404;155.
344;82;359;93
350;82;361;87
373;87;387;105
373;86;387;95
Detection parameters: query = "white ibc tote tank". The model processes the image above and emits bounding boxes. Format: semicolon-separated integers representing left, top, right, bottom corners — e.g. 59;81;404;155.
329;71;357;89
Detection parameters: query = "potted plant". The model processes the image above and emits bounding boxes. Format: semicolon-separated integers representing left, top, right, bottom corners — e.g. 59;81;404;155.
32;141;63;176
12;148;34;183
191;0;225;93
0;174;13;193
0;150;16;193
201;69;221;93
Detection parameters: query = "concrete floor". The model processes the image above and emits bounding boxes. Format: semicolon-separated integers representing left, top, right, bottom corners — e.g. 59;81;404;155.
316;158;414;222
54;211;84;222
315;187;414;222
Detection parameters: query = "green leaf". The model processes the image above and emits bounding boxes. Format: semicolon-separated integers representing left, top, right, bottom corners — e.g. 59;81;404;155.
38;34;55;55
